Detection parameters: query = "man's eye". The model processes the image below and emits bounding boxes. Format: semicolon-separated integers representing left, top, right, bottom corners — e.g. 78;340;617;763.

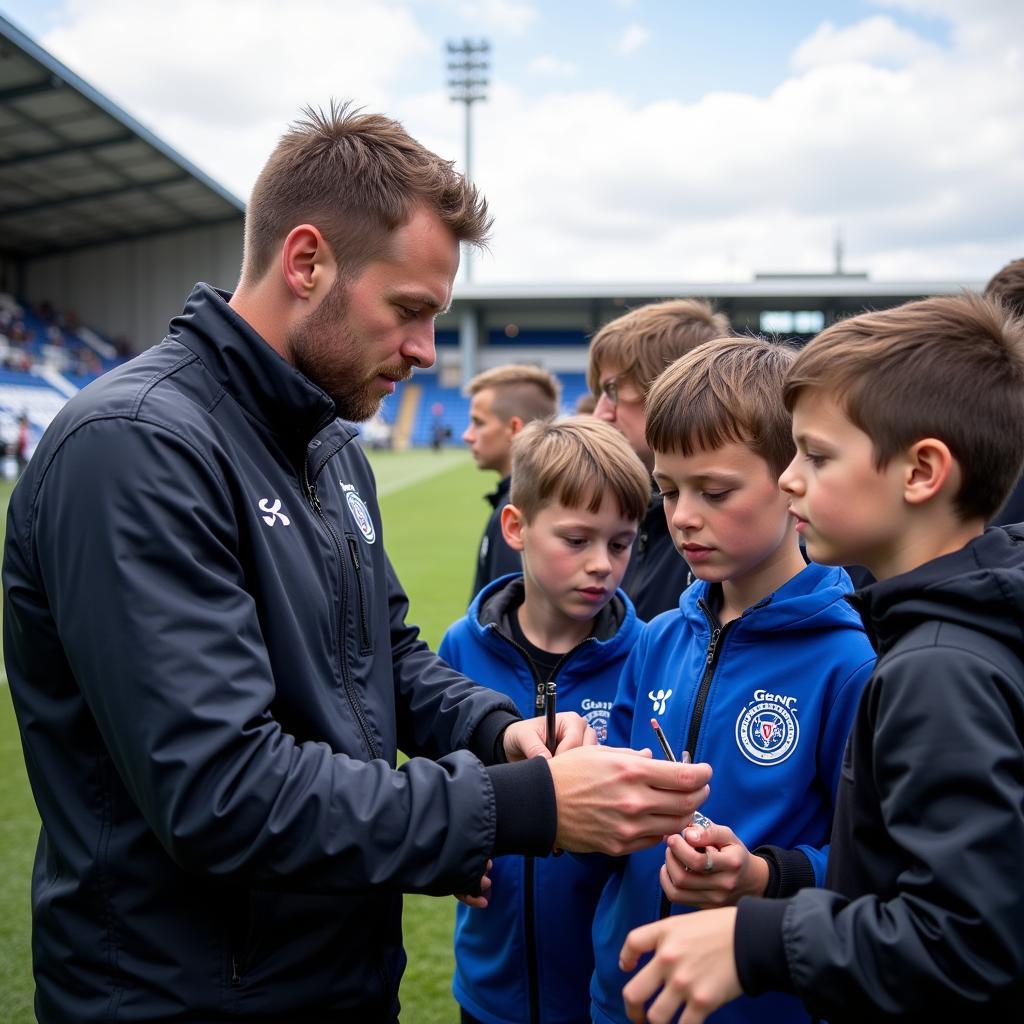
398;305;418;319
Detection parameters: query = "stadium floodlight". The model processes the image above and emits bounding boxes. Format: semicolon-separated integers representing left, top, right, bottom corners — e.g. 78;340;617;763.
447;38;490;282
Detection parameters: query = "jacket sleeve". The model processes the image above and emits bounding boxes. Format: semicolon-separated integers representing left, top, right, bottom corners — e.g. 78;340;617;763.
737;644;1024;1017
388;554;520;764
26;418;509;896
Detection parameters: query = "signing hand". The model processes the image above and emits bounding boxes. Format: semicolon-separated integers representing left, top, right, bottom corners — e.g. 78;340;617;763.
548;746;712;855
661;823;770;909
503;712;597;761
620;908;741;1024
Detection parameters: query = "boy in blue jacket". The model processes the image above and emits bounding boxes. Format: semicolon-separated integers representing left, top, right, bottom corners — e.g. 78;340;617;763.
440;416;652;1024
590;337;875;1024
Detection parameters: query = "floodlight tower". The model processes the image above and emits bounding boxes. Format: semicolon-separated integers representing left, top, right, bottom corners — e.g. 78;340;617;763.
447;37;490;282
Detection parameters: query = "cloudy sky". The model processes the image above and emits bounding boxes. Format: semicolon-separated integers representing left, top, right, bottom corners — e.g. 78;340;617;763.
2;0;1022;284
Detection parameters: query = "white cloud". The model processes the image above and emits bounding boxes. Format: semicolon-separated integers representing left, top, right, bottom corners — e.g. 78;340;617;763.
618;23;650;55
792;15;939;70
527;54;576;77
42;0;431;201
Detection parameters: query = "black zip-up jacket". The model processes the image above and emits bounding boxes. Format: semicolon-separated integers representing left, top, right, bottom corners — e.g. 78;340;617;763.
3;284;556;1023
735;526;1024;1021
470;474;520;602
620;488;690;620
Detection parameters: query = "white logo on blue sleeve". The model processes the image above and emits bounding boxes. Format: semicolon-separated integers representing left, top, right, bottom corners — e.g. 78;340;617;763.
735;689;799;765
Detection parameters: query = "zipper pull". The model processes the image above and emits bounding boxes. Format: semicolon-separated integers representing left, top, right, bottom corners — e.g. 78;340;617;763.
307;482;322;514
348;537;361;571
231;956;241;986
706;627;721;665
535;679;545;715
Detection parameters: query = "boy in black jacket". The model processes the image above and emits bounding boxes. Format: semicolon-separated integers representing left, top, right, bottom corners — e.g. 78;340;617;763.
617;292;1024;1024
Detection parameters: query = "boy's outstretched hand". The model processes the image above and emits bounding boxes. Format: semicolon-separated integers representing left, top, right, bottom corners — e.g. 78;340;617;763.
619;908;741;1024
548;747;712;855
661;823;769;908
456;859;493;909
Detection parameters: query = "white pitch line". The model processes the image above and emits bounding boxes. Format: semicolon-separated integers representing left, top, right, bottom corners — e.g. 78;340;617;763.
375;454;470;497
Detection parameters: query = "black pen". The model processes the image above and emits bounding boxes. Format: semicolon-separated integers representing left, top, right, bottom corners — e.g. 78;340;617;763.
545;681;557;755
650;718;691;764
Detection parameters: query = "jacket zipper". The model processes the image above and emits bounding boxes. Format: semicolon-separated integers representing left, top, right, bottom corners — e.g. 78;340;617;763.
346;536;372;654
659;599;730;921
492;628;594;1024
304;462;379;760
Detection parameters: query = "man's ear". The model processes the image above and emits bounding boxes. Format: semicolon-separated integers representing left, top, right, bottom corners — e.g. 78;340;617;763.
903;437;956;506
501;503;527;551
507;415;525;437
280;224;336;301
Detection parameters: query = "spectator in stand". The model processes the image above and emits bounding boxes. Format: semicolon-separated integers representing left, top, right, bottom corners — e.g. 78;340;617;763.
15;412;30;477
576;392;598;415
588;299;731;619
463;364;561;600
986;257;1024;525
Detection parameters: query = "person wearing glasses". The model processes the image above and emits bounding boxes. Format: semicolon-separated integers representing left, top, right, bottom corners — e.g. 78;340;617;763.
588;298;732;618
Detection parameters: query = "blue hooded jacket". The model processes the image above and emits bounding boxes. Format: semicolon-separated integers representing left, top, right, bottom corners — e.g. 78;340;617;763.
590;562;875;1024
440;574;644;1024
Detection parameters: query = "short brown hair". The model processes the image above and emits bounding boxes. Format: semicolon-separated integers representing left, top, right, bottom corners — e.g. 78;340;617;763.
466;364;561;423
646;337;798;476
587;298;731;399
510;417;650;524
241;100;492;284
985;258;1024;318
783;293;1024;521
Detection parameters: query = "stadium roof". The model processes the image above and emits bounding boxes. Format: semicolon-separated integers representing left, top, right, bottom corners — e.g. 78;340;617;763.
0;13;245;260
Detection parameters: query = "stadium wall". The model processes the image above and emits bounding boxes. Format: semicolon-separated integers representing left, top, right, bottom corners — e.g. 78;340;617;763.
22;221;243;353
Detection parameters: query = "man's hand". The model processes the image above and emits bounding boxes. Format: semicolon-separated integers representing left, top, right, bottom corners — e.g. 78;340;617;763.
661;824;770;908
455;859;493;909
503;712;596;761
548;746;712;855
619;908;741;1024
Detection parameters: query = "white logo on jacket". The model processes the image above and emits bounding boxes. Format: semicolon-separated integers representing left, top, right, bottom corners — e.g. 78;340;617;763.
735;690;800;765
258;498;291;527
649;688;673;715
342;486;376;543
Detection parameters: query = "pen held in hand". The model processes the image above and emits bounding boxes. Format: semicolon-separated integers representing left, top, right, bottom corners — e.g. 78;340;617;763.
545;681;557;756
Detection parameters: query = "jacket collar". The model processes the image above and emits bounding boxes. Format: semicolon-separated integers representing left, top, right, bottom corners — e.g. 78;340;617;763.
167;283;338;443
486;475;512;508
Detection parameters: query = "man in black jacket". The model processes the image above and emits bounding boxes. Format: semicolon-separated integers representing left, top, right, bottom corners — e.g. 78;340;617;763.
617;294;1024;1024
3;103;711;1024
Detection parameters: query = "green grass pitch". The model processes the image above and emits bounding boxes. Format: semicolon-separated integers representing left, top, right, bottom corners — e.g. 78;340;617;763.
0;448;493;1023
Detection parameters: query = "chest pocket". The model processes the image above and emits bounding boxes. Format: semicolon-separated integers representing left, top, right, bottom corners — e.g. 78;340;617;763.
345;534;374;657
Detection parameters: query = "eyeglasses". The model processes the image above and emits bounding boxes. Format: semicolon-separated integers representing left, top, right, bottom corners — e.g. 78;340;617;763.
598;375;643;407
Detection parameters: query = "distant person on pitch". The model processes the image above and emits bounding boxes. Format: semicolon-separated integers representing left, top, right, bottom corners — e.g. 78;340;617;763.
463;364;560;600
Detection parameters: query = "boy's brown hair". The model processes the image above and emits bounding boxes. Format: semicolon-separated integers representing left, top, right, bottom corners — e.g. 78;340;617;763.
510;417;650;524
587;298;731;399
985;258;1024;319
241;100;492;284
465;364;561;424
645;337;798;476
783;293;1024;521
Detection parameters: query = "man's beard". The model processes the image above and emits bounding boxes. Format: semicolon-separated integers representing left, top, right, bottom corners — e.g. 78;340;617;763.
285;281;410;422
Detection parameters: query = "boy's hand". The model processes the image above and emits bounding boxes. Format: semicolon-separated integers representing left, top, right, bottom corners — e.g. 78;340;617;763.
661;824;770;908
455;859;493;909
548;746;712;855
503;712;597;761
619;908;741;1024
